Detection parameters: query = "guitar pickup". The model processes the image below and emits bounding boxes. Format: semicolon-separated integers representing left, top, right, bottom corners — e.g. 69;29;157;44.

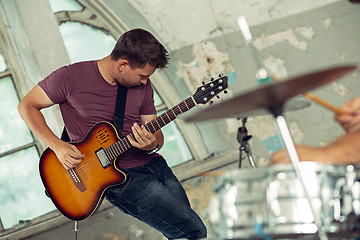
95;147;111;169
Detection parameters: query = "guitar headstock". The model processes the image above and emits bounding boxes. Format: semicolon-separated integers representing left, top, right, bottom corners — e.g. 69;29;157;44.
193;74;229;105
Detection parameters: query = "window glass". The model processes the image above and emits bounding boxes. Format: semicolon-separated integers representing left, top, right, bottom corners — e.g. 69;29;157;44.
157;110;193;167
59;22;116;63
153;90;164;107
0;76;33;154
49;0;83;13
0;147;54;229
0;53;6;72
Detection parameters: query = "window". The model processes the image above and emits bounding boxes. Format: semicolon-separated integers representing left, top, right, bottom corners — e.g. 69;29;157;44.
49;0;83;13
1;0;196;230
54;3;193;167
0;59;54;229
153;92;192;167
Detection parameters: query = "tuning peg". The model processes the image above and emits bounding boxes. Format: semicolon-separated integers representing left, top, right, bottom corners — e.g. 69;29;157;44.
224;90;228;94
219;73;223;77
210;77;214;81
202;81;205;85
216;95;220;99
209;101;214;105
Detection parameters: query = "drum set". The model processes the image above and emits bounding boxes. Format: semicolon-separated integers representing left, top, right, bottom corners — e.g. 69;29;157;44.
182;13;360;238
182;15;360;240
184;65;360;240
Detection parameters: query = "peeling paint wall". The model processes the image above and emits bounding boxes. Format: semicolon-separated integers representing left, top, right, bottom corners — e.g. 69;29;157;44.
102;0;360;162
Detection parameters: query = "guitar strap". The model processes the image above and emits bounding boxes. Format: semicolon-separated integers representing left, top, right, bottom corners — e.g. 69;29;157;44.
61;127;70;142
59;84;127;142
114;84;128;136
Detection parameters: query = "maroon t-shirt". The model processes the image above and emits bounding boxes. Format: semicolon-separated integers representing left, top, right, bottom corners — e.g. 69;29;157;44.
38;60;159;169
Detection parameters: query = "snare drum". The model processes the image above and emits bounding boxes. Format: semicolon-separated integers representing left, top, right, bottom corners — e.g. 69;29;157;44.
208;162;360;239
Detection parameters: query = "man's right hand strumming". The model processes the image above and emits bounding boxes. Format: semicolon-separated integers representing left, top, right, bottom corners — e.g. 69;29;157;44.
50;140;85;170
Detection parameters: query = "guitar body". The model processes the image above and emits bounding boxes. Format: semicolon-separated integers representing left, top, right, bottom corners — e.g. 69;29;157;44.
39;122;127;221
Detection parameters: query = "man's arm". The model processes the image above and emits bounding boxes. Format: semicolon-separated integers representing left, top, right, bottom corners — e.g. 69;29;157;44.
127;114;164;151
270;131;360;165
18;85;84;169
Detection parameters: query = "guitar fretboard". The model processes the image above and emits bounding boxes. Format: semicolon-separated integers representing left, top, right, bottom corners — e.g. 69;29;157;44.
104;97;196;161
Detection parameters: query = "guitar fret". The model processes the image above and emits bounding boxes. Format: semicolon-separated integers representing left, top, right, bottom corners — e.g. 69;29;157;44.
155;119;161;130
111;146;118;159
118;140;127;152
105;148;115;161
176;105;183;114
165;112;171;122
171;108;177;117
145;123;152;133
109;148;116;159
114;144;121;156
160;115;166;126
184;100;189;110
149;121;155;132
168;109;174;119
124;134;134;149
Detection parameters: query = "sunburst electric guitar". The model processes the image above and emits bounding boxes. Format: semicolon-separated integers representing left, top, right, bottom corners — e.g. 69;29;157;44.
39;75;228;221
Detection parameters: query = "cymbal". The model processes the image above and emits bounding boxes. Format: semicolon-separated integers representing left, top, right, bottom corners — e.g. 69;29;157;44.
184;65;356;122
225;99;310;119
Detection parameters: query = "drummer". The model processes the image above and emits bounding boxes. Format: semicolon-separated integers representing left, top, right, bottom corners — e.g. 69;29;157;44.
271;97;360;164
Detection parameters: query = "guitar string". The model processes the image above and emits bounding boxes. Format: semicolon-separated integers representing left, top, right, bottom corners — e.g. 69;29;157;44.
73;127;134;175
70;80;225;177
74;125;141;175
73;107;184;177
74;139;130;175
68;82;225;179
67;79;226;178
75;140;130;175
74;100;189;175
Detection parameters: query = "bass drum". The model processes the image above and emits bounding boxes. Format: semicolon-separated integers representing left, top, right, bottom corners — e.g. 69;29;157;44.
208;162;360;239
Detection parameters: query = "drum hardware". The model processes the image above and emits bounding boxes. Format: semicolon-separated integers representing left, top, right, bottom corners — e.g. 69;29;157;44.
268;102;329;240
187;15;357;240
184;14;356;239
209;162;360;239
237;117;256;168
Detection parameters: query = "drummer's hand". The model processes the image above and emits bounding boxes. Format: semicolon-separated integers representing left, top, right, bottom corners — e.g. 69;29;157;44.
270;145;329;164
335;97;360;133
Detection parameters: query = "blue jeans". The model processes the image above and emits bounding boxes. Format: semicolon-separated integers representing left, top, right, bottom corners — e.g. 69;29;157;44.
105;156;207;239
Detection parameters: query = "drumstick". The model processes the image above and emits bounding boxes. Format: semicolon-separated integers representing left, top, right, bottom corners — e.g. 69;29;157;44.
197;170;227;177
303;92;347;115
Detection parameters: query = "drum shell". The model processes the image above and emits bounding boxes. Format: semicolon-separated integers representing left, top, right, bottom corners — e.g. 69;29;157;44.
208;162;360;239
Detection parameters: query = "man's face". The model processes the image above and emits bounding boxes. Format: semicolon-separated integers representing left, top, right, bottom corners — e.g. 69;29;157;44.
117;63;156;88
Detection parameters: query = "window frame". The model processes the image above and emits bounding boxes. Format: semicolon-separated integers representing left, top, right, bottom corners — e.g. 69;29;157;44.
0;1;237;238
53;0;209;161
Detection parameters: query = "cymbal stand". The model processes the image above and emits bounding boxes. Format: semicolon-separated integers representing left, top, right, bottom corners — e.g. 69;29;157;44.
237;117;257;168
268;104;328;240
238;15;327;239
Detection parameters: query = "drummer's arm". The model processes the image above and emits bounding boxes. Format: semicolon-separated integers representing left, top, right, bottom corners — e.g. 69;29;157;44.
324;130;360;164
270;130;360;165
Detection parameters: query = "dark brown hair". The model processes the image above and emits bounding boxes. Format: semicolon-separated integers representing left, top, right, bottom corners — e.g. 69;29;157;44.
110;28;169;69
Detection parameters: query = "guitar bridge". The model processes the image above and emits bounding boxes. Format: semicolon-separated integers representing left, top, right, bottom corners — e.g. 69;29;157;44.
68;169;86;192
95;147;111;169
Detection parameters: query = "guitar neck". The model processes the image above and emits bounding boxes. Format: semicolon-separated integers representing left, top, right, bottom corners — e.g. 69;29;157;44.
107;97;196;159
145;97;196;133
